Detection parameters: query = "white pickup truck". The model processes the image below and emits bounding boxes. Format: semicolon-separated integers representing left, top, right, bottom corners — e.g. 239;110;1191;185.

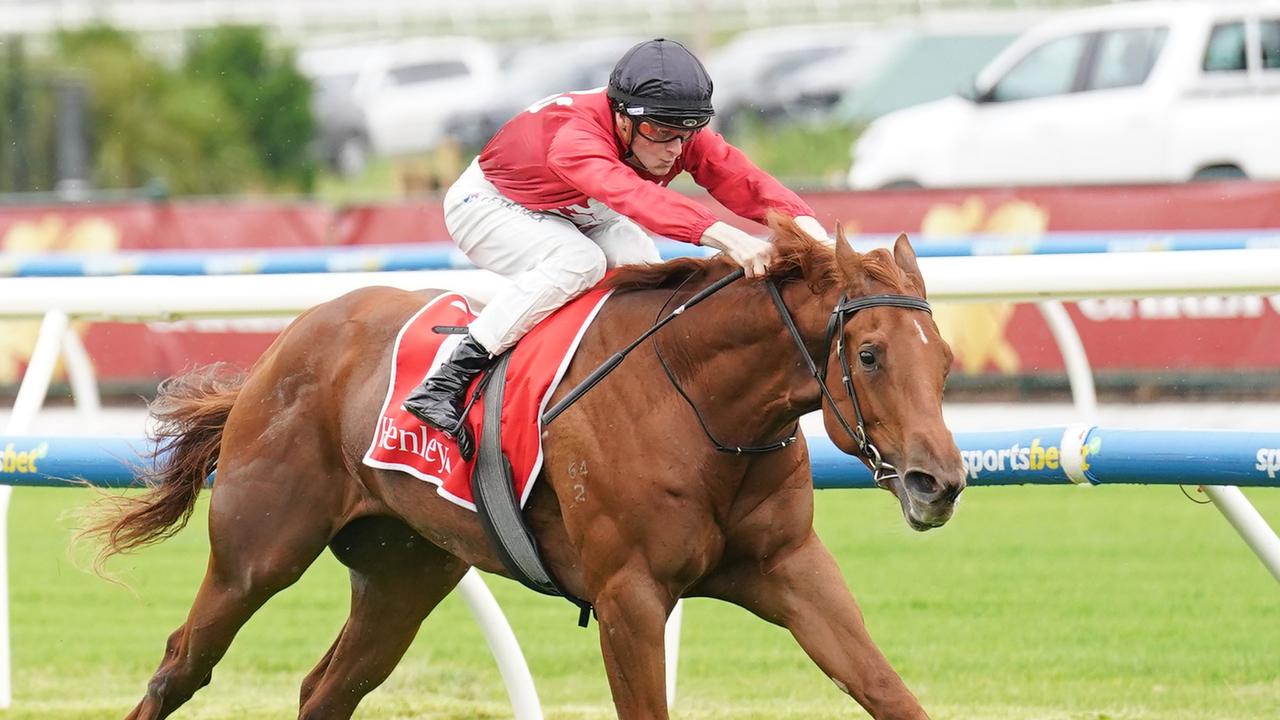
849;1;1280;189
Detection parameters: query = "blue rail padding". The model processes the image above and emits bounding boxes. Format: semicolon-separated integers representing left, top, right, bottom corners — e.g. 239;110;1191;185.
952;427;1080;486
810;427;1078;489
0;245;473;277
0;436;155;488
1078;428;1280;486
3;230;1279;277
3;429;1279;490
0;243;712;277
811;427;1280;489
846;229;1280;257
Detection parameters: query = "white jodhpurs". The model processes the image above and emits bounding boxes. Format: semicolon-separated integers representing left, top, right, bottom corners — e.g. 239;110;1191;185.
444;158;661;354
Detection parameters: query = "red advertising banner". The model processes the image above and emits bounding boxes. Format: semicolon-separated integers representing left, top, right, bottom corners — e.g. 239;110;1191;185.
4;181;1279;253
941;297;1280;376
0;201;332;252
797;182;1280;233
3;183;1279;390
787;183;1280;379
331;203;448;246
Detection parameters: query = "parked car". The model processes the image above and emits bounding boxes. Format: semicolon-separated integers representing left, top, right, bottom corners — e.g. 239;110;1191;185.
848;1;1280;189
707;24;868;134
749;29;909;126
444;36;642;151
297;42;383;176
833;27;1021;124
298;36;501;175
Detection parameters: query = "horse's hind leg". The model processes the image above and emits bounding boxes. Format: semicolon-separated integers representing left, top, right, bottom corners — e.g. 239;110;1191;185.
126;471;338;720
298;516;468;719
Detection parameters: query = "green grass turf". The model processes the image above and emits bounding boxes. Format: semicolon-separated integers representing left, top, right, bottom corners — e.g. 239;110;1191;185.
6;483;1278;719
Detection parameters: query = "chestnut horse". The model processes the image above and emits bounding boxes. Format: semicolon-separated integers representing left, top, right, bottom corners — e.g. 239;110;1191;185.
86;218;965;720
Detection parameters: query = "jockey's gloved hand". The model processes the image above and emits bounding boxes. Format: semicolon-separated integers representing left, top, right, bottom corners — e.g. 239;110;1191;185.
700;221;775;279
794;215;832;246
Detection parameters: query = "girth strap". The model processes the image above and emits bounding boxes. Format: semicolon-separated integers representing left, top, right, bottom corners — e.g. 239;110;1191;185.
471;351;593;627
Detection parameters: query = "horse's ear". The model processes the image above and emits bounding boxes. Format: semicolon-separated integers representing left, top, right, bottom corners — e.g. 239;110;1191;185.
893;233;926;297
833;224;867;293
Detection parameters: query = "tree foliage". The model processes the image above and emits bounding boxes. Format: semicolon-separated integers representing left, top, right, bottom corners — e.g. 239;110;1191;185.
19;24;315;195
48;26;257;194
184;26;316;190
0;36;60;192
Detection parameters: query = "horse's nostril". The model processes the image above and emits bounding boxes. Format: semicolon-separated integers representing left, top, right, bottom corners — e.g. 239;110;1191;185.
942;479;962;502
904;470;940;498
942;483;963;504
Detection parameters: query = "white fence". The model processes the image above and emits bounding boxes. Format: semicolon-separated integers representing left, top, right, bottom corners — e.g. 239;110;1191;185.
2;246;1279;715
5;247;1280;318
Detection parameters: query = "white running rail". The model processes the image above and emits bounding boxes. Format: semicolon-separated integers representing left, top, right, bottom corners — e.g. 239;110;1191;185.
3;247;1279;713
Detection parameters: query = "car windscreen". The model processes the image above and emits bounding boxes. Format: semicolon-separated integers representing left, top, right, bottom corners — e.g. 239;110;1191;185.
989;33;1090;102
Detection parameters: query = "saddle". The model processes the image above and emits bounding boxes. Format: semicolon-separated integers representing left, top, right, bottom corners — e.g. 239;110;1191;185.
362;289;611;625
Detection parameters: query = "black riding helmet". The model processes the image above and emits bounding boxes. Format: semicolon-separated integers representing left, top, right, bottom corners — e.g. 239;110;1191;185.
607;38;715;129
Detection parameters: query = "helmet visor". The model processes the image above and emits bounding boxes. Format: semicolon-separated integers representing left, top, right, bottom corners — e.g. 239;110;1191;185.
635;118;700;143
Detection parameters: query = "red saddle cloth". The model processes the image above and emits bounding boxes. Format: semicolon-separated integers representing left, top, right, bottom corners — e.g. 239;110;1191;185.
362;287;613;510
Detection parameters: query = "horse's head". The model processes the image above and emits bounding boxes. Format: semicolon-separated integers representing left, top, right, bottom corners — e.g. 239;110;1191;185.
810;225;965;530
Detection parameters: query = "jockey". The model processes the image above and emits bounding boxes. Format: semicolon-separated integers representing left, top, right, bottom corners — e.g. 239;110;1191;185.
403;37;828;456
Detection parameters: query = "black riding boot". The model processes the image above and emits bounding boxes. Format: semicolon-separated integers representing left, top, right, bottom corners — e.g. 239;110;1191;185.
403;334;493;460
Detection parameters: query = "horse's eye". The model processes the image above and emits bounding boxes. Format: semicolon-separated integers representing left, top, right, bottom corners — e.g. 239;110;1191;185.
859;349;878;368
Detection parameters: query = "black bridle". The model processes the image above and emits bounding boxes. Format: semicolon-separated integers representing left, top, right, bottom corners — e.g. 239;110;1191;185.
543;268;932;487
765;283;932;488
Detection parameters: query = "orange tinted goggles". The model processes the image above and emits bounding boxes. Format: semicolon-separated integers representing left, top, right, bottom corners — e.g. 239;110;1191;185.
635;119;699;143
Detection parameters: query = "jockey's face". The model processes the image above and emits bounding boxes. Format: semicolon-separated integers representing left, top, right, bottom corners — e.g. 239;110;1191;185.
617;114;688;176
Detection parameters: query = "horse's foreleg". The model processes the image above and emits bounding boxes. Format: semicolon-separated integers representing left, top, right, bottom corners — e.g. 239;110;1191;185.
593;570;674;720
708;532;928;720
298;517;469;719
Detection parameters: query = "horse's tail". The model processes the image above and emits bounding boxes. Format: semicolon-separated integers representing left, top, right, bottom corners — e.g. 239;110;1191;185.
81;363;245;571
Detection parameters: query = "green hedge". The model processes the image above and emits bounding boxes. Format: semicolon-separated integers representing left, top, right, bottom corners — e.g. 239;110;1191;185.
2;25;315;195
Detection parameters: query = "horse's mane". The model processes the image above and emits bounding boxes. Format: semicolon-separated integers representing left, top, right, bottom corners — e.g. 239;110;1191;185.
607;215;910;295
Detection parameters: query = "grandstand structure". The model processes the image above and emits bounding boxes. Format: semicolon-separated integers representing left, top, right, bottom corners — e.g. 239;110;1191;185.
1;0;1108;40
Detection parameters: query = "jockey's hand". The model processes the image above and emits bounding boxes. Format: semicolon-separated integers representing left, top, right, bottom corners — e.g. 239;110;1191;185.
794;215;832;246
700;221;775;279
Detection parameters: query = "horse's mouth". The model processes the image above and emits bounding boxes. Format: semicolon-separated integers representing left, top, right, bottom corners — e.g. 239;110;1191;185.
902;494;955;531
880;457;961;532
907;515;946;532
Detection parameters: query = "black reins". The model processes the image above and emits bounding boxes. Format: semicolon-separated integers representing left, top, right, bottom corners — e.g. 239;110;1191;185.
542;268;746;425
542;269;933;486
653;272;798;454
